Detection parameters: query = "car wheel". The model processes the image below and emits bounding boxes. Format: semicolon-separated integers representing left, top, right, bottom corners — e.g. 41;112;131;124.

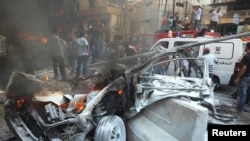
94;115;126;141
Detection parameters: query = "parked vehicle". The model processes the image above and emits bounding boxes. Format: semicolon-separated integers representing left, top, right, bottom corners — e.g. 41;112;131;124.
4;48;215;140
134;30;220;48
149;37;247;86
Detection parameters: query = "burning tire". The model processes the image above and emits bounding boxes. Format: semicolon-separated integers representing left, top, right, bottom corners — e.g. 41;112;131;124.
94;115;126;141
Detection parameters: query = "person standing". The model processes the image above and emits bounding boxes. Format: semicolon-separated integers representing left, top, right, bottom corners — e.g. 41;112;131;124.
88;24;99;63
169;16;173;31
240;21;250;33
161;15;167;30
209;7;222;32
202;48;218;79
48;29;67;80
74;31;89;79
67;33;77;76
124;42;137;67
192;5;202;31
234;42;250;112
99;23;106;59
172;12;179;31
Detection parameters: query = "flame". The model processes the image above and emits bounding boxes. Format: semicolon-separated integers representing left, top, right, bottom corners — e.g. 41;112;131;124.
61;103;69;109
74;96;86;113
16;97;25;108
41;37;48;44
20;33;37;41
44;74;49;81
20;32;49;44
118;89;123;95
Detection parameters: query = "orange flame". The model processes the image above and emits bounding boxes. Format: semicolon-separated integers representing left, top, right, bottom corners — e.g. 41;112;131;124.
41;37;48;44
74;96;86;113
44;74;49;81
20;33;37;41
16;97;25;108
118;89;123;95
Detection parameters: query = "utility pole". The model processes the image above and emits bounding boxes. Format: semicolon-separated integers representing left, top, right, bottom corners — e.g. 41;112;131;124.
173;0;176;17
163;0;168;16
122;0;129;42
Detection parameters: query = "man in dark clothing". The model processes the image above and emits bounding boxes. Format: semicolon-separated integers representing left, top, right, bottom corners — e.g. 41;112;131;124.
234;42;250;112
124;42;137;67
172;12;179;31
88;24;99;63
48;29;67;80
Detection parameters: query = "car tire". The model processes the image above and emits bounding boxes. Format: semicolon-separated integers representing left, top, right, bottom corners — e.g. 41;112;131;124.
94;115;126;141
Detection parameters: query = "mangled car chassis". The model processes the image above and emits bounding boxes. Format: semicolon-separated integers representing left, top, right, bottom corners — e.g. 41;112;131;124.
4;32;250;141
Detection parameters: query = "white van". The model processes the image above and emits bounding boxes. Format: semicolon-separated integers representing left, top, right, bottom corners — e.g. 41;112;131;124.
149;37;247;86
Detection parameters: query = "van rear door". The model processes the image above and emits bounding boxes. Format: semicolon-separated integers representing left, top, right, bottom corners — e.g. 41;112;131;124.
199;40;240;85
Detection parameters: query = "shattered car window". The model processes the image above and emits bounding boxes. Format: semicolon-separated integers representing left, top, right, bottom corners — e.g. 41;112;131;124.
144;56;205;79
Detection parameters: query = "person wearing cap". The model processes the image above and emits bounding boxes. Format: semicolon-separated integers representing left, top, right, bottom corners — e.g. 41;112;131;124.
234;42;250;112
192;5;202;31
202;47;218;78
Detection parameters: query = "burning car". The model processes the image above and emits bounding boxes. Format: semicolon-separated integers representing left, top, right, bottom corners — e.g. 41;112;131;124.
3;45;216;141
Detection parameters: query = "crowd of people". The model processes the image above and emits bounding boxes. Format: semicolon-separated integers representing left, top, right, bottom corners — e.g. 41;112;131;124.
47;25;145;81
46;6;249;113
161;5;224;33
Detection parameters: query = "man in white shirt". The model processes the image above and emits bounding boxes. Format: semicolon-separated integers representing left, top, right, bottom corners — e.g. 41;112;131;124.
74;31;89;79
192;5;202;31
202;48;218;78
209;7;222;32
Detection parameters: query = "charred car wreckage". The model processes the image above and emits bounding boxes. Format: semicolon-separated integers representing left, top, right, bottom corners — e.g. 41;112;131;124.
3;32;250;141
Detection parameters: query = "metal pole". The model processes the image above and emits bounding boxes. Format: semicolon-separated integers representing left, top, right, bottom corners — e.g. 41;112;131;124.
185;0;188;16
173;0;176;17
163;0;168;16
88;32;250;67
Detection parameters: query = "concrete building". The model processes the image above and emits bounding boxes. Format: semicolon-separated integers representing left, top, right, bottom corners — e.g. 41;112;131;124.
202;0;250;35
75;0;250;42
77;0;127;42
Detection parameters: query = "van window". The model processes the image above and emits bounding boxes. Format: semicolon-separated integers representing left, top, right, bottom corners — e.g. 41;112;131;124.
153;41;169;50
174;41;199;57
204;42;234;59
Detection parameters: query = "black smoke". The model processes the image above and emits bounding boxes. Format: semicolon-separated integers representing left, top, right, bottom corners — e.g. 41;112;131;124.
0;0;66;87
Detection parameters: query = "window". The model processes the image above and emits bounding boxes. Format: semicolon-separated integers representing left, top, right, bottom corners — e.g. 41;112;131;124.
153;41;169;50
145;57;205;79
204;42;234;59
174;41;199;57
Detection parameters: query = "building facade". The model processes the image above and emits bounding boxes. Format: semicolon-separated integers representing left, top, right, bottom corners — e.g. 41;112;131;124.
77;0;127;42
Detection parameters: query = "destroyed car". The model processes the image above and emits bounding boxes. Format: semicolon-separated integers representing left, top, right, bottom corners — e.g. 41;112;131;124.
3;48;216;141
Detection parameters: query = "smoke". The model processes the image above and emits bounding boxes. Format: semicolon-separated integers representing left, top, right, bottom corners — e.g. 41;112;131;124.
0;0;58;82
0;0;51;36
